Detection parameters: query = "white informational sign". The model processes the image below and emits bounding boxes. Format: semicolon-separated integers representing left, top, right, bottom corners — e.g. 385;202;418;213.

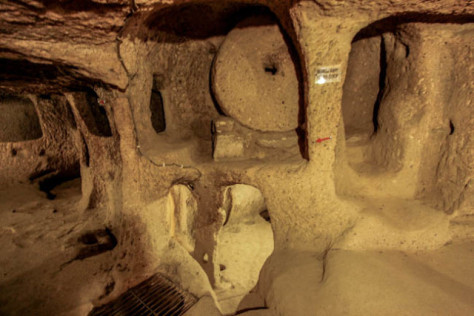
315;65;342;84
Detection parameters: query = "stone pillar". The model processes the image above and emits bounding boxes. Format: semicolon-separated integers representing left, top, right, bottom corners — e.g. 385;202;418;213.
65;90;121;218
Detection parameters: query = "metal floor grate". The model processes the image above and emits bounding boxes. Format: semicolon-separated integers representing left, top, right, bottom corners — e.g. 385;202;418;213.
89;274;197;316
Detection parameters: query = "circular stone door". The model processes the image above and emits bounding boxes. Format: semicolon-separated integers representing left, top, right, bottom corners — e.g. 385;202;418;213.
211;15;299;132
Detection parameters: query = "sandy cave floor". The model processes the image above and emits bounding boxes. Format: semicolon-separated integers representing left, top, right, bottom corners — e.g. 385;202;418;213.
0;180;116;316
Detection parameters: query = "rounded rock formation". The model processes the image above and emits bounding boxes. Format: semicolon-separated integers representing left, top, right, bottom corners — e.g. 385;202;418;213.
211;15;299;132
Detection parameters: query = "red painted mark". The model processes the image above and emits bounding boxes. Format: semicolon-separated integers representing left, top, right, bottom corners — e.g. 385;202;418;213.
98;99;105;105
316;136;332;143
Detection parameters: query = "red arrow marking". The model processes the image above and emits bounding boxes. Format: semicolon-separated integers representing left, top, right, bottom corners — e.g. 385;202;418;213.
316;136;332;143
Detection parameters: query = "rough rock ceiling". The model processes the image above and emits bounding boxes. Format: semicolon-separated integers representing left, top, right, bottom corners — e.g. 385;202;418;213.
0;0;471;92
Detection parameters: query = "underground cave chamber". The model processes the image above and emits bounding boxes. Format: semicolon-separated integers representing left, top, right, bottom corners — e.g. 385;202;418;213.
0;1;473;316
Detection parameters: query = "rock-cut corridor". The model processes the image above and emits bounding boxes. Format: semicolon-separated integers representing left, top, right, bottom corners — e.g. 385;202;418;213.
0;1;473;315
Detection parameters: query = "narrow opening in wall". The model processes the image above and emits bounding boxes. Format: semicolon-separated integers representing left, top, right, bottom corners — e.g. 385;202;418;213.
77;88;112;137
342;34;384;140
150;86;166;134
212;184;274;314
340;24;397;178
35;171;81;200
372;36;388;134
81;133;90;167
0;93;43;142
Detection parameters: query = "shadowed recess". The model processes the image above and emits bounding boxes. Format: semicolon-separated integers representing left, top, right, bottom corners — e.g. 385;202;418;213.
75;88;112;137
0;93;43;142
150;77;166;134
139;3;276;41
0;50;114;93
354;13;474;42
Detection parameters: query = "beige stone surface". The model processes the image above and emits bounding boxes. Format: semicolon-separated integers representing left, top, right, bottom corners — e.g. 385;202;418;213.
169;184;198;253
183;296;221;316
0;94;79;187
260;244;474;316
0;1;472;316
214;185;273;314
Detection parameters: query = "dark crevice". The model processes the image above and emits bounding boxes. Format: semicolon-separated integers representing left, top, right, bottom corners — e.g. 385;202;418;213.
37;172;81;200
29;167;80;199
81;89;112;137
320;246;331;282
222;188;233;226
449;120;455;135
98;280;116;300
278;20;307;160
372;36;387;134
209;56;226;116
73;228;117;261
259;209;271;223
81;133;90;167
79;232;99;245
150;87;166;134
264;65;278;75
